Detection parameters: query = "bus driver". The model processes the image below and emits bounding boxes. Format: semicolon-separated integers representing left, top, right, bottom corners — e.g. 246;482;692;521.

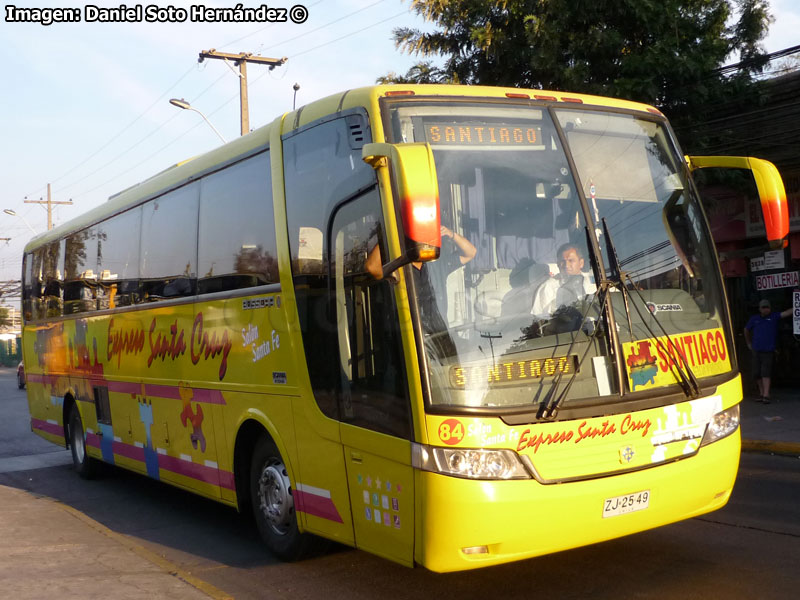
531;242;596;318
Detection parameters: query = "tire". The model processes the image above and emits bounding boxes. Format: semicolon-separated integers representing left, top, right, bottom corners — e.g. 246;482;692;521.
68;403;97;479
249;436;325;561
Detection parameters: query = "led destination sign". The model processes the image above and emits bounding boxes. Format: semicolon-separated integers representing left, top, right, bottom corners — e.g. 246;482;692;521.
424;122;544;147
450;355;576;388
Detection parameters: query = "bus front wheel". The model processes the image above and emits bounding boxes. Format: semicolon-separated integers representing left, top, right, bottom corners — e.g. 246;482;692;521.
249;436;322;561
68;403;97;479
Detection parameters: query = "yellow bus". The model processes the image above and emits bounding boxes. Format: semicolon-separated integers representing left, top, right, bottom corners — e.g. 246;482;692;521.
22;84;788;572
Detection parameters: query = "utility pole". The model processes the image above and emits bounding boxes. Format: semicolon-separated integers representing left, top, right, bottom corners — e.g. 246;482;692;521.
198;49;287;136
25;183;72;230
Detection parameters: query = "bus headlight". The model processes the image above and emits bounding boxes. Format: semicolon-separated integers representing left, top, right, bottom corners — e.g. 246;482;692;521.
412;443;530;480
700;404;740;446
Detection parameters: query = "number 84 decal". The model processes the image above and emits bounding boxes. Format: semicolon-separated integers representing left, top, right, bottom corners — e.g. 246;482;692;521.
438;418;465;445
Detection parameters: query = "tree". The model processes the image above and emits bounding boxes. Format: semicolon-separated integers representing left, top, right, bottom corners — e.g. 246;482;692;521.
385;0;772;136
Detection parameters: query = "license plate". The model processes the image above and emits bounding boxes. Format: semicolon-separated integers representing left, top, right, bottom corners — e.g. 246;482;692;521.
602;490;650;518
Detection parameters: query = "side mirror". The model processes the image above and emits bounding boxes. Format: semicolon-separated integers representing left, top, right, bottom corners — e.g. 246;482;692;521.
363;142;441;276
686;155;789;247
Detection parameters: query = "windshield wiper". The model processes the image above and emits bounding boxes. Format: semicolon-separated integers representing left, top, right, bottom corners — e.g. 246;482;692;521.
602;218;700;399
538;282;609;419
540;220;701;420
539;227;615;420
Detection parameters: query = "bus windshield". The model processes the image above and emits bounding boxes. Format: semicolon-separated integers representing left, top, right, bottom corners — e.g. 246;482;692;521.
387;101;730;410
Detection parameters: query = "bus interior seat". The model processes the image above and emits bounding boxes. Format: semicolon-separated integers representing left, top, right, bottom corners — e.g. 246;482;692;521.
501;259;551;317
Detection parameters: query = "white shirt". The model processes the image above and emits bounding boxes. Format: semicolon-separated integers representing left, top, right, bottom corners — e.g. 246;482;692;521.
531;272;596;318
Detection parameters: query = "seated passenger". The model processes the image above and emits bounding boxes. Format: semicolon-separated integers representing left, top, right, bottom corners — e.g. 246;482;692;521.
531;243;596;318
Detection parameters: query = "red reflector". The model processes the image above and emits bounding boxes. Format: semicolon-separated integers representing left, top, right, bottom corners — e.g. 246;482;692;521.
385;90;415;96
505;92;530;99
534;95;558;101
561;97;583;103
647;108;662;115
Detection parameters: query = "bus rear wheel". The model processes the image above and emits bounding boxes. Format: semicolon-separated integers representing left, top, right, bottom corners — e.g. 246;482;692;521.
249;436;324;561
68;403;97;479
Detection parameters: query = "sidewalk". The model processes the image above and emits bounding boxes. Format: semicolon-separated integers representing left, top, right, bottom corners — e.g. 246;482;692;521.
739;385;800;457
0;484;230;600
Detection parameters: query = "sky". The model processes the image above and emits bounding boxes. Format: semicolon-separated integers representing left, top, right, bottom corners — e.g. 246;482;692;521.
1;0;799;292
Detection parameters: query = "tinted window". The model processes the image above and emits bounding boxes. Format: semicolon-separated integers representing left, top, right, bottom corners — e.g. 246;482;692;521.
140;184;199;300
198;151;278;294
64;226;100;314
22;252;35;321
41;240;64;318
96;207;141;307
331;193;411;438
284;115;374;278
283;114;376;419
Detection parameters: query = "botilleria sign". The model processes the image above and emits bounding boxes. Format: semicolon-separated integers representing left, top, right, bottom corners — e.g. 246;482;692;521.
755;271;800;290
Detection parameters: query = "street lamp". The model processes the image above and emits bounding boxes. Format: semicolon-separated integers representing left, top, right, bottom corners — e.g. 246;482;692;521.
169;98;227;144
3;209;37;235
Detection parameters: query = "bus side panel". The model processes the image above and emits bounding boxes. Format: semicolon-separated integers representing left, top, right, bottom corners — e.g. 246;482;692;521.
288;400;354;546
24;321;71;446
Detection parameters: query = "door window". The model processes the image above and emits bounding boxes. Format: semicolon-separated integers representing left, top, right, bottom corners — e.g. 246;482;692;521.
330;192;411;439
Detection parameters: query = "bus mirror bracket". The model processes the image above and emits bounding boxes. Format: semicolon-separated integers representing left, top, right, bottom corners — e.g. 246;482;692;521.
363;142;442;274
686;155;789;245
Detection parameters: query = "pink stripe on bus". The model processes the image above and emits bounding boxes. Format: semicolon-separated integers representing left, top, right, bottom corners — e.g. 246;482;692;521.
31;418;64;439
107;381;143;395
295;489;344;524
157;454;235;490
112;441;145;462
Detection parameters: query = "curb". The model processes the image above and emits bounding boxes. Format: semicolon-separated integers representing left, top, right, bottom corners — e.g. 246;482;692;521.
742;439;800;457
54;500;233;600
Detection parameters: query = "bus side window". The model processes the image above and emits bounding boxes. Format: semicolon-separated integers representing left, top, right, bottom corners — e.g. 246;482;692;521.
96;207;141;308
64;228;99;315
140;184;199;301
283;111;376;421
42;240;64;318
22;251;40;321
330;192;411;439
198;150;278;294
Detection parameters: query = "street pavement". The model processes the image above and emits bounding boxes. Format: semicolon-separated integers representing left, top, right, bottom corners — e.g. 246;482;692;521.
1;369;797;598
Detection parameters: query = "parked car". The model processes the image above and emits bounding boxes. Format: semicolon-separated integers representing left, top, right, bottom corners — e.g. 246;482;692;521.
17;361;25;389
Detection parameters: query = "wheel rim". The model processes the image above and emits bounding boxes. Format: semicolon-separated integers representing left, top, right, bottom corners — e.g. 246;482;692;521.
71;415;85;465
256;460;294;536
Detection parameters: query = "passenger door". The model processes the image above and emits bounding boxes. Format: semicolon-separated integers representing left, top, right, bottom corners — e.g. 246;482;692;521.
330;194;416;566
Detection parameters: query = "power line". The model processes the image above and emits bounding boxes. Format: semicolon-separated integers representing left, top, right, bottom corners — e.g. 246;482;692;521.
291;10;409;59
216;0;327;50
43;65;196;197
713;44;800;76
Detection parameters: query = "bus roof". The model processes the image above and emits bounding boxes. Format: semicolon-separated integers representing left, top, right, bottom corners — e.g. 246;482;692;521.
25;84;660;253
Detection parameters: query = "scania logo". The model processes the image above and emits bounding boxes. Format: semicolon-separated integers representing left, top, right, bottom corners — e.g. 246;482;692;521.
619;446;635;464
646;302;683;315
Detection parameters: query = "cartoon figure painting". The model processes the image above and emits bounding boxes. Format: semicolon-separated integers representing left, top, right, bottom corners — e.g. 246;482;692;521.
138;395;160;479
179;382;207;452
